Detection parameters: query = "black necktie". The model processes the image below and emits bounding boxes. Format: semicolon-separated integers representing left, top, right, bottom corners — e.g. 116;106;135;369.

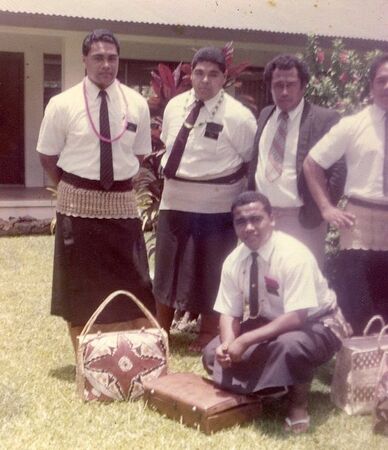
99;90;114;190
384;112;388;196
163;100;204;178
249;252;259;317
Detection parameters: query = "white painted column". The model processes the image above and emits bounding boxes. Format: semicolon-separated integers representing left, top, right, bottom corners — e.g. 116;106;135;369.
24;47;45;187
62;34;85;90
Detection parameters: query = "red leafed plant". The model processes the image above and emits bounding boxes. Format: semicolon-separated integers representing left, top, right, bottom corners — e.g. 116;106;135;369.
148;41;251;116
148;62;192;116
222;41;251;88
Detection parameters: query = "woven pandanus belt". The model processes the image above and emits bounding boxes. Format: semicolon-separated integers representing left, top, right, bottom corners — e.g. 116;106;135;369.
56;180;139;219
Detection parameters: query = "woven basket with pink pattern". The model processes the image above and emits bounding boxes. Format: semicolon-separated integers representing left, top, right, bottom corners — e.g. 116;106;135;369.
76;290;168;401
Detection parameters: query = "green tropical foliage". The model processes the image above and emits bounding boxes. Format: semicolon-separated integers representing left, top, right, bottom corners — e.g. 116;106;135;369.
302;35;382;115
134;150;165;258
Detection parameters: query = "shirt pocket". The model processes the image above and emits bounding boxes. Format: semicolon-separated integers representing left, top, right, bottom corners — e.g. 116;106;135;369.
119;123;138;150
192;125;222;159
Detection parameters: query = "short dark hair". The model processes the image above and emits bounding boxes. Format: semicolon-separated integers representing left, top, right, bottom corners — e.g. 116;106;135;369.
263;54;310;87
82;29;120;56
231;191;272;216
369;53;388;84
192;47;226;73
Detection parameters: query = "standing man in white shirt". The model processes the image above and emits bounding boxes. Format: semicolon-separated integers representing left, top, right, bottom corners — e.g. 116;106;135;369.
37;29;155;352
248;54;345;268
153;47;257;352
203;191;351;433
304;53;388;335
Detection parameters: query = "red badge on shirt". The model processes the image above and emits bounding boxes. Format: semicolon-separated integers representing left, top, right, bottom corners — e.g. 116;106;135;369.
264;276;279;296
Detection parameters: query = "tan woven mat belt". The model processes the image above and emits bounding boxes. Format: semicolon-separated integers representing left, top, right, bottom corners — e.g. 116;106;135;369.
341;199;388;251
57;180;139;219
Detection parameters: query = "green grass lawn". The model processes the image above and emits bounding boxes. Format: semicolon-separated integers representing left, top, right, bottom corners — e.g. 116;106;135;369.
0;235;386;449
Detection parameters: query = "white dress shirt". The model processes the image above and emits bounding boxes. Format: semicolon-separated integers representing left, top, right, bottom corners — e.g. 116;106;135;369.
309;104;388;204
214;231;336;322
160;89;257;213
37;77;151;180
255;99;304;207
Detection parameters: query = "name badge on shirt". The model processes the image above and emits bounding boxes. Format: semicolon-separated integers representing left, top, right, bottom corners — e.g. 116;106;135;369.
126;122;138;133
204;122;223;140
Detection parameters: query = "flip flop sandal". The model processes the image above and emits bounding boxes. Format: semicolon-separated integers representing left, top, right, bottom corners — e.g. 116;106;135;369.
284;416;310;433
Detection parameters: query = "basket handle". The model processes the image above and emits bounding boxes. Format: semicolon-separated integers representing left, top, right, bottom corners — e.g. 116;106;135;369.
78;290;167;349
363;315;385;336
378;324;388;349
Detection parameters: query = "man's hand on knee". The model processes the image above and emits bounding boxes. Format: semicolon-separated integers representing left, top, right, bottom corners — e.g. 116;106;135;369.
216;342;232;368
226;336;249;363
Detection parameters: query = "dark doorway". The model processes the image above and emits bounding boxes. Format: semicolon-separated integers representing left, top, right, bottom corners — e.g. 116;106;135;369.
0;52;24;185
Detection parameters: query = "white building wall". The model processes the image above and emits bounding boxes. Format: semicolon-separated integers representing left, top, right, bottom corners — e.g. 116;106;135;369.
0;26;301;187
0;30;61;187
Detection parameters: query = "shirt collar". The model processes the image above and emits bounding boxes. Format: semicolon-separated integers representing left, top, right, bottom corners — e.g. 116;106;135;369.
240;231;276;263
84;76;117;101
275;97;304;122
187;88;223;113
257;232;276;263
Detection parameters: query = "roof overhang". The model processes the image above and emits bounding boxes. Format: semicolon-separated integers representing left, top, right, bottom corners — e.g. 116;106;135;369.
0;0;387;51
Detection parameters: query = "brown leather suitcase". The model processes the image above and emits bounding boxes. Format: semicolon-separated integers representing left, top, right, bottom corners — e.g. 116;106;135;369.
143;372;262;434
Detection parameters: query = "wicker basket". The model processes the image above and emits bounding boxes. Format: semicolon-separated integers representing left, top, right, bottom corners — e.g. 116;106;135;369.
331;316;388;415
76;290;168;401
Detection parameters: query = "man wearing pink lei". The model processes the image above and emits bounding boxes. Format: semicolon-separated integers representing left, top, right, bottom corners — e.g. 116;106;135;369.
37;29;155;352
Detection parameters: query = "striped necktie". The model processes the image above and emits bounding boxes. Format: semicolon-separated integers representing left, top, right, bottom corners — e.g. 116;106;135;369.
99;90;114;190
265;111;289;182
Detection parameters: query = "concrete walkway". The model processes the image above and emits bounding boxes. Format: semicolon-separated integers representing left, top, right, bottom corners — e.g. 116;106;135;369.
0;186;56;220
